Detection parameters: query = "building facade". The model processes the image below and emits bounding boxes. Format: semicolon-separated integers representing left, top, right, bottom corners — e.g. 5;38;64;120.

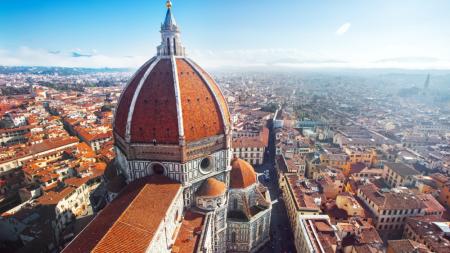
357;183;425;240
294;215;341;253
383;162;420;188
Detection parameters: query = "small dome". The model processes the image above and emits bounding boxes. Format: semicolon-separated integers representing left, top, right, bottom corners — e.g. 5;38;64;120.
230;158;257;189
197;178;226;197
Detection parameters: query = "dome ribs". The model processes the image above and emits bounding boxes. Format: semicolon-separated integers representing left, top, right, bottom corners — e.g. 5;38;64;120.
114;58;155;138
230;158;257;189
114;57;229;147
130;59;179;144
176;59;224;142
187;59;231;127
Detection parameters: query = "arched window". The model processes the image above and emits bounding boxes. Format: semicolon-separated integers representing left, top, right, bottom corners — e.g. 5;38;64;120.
231;231;236;243
233;198;238;209
258;223;263;236
173;38;177;55
153;164;165;175
167;37;171;54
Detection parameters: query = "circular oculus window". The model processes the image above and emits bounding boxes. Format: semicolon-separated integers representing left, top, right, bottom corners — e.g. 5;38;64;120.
199;157;213;174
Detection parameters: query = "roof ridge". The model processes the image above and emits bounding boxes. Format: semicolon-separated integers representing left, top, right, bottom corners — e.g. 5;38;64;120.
92;182;150;251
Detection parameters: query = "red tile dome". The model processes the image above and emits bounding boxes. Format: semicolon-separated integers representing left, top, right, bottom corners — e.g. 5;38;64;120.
230;158;257;189
114;57;230;145
197;178;226;197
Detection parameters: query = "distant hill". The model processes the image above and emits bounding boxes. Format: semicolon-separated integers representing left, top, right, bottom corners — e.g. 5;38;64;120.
0;66;133;75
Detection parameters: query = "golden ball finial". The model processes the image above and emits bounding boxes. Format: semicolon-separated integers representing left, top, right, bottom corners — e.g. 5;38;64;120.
166;0;172;9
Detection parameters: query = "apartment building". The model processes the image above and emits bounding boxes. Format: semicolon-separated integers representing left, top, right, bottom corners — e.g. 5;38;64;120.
357;183;425;240
294;215;341;253
279;174;322;237
383;162;420;188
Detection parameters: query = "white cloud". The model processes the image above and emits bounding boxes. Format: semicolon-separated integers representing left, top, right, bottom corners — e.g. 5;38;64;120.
1;46;450;70
0;47;147;68
336;22;351;35
190;48;450;70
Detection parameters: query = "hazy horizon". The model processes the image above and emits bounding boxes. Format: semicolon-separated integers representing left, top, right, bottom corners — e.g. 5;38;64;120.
1;0;450;69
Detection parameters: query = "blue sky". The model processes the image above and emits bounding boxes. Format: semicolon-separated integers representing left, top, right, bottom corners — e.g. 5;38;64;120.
1;0;450;69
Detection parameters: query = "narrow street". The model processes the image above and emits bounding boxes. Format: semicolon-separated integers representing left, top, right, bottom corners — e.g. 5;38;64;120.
255;122;296;253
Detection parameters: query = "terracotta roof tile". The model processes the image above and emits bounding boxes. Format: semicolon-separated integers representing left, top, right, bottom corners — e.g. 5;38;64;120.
230;158;257;189
172;211;205;253
114;57;229;145
177;59;224;142
190;60;231;126
384;162;419;177
130;59;179;144
63;176;181;253
196;178;226;197
115;59;155;139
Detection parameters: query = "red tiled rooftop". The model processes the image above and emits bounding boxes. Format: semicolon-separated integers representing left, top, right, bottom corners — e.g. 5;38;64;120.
232;136;265;148
286;174;322;210
37;186;76;205
29;137;79;154
230;158;257;189
359;183;425;210
114;59;155;139
417;194;446;213
197;177;226;197
64;176;91;188
177;58;224;142
172;211;205;253
190;60;230;125
130;59;179;144
62;175;181;253
114;57;230;145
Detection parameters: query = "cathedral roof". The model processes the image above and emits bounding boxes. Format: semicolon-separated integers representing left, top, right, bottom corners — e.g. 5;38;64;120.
197;177;226;197
172;211;205;253
62;175;181;253
114;58;230;145
230;158;257;189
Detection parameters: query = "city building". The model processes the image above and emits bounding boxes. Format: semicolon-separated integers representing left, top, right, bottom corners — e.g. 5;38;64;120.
403;216;450;253
0;137;79;174
383;162;420;188
387;239;431;253
335;218;383;253
357;183;426;240
294;214;341;253
438;181;450;208
343;146;378;166
279;174;322;241
232;137;266;165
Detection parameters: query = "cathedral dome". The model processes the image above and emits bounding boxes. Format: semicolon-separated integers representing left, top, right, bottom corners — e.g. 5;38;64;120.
230;158;257;189
114;58;230;145
113;2;230;149
197;178;226;197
